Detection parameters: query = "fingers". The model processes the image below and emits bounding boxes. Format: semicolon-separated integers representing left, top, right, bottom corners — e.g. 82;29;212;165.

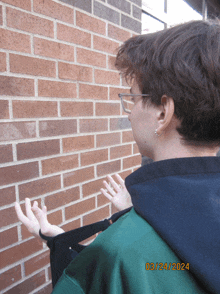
106;175;121;193
31;201;49;228
100;188;112;201
103;180;116;196
25;198;37;221
15;202;30;227
115;173;125;187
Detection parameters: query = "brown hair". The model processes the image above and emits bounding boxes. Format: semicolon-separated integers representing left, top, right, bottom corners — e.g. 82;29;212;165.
115;20;220;146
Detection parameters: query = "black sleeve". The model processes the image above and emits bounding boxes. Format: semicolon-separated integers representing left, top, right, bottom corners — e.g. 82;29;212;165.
41;207;132;288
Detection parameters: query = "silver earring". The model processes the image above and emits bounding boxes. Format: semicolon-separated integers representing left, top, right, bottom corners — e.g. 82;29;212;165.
155;129;160;137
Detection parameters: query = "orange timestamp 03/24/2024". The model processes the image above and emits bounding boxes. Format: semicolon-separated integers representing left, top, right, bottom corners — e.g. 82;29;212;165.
145;262;190;271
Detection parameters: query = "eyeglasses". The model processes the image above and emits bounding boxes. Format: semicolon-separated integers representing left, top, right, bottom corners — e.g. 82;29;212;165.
118;93;150;114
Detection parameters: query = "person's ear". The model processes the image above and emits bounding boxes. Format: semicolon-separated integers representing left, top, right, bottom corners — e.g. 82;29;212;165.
156;95;175;135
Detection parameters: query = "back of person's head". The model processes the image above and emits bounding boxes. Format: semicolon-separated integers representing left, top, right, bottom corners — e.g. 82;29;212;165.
115;19;220;147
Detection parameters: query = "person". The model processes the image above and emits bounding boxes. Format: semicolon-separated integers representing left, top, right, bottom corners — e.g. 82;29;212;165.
15;19;220;293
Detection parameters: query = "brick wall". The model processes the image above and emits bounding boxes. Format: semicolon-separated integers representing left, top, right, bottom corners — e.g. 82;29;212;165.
0;0;142;293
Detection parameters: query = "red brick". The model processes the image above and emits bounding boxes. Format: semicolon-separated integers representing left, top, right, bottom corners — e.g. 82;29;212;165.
57;23;91;47
65;197;96;220
0;76;34;96
13;100;57;118
79;84;108;100
38;79;76;98
122;130;134;143
59;62;92;82
108;24;131;42
64;166;94;187
93;35;119;54
35;37;74;61
97;160;121;177
21;222;36;240
10;54;56;77
77;48;106;68
7;7;54;38
108;55;117;70
0;265;21;292
42;154;78;175
45;187;80;211
47;209;62;225
82;177;105;197
25;251;50;276
95;69;120;85
17;139;60;160
0;227;18;249
60;101;93;117
0;28;31;53
133;142;140;154
0;144;13;163
96;132;120;147
0;162;39;186
61;218;80;232
0;100;9;119
63;135;94;153
19;175;61;200
0;6;2;25
96;102;120;116
110;144;132;159
123;154;142;169
1;0;31;11
0;52;6;72
0;186;16;206
33;283;53;294
110;87;129;100
97;193;110;207
76;11;106;35
0;121;36;142
39;120;77;137
83;206;110;226
119;169;133;180
110;117;131;131
80;118;108;133
0;238;43;269
81;149;108;166
5;270;45;294
34;0;73;24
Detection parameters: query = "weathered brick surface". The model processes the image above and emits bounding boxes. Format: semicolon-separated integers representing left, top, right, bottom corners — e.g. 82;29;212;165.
0;186;16;206
107;0;131;14
123;154;142;169
65;197;96;220
83;205;110;225
35;38;75;61
110;144;132;159
110;117;131;131
63;135;95;153
96;102;120;116
79;84;108;100
80;118;108;133
0;162;39;186
82;177;105;197
42;154;78;175
77;48;106;68
122;130;134;142
60;0;92;13
1;0;31;11
61;218;80;231
97;159;121;177
64;166;94;187
76;11;106;35
0;52;6;72
33;283;53;294
94;1;120;25
57;23;91;47
0;144;13;163
13;100;57;118
10;54;56;77
45;187;80;210
17;139;60;160
95;69;120;85
0;76;34;96
0;28;31;53
0;121;36;142
108;24;131;42
58;62;92;82
81;149;108;166
47;209;63;225
39;120;77;137
121;14;141;33
0;227;18;249
6;7;54;38
25;251;50;276
132;4;142;19
61;101;93;117
110;86;129;100
0;265;21;291
38;80;77;98
33;0;73;24
19;175;61;200
93;35;119;54
0;100;9;119
96;132;120;147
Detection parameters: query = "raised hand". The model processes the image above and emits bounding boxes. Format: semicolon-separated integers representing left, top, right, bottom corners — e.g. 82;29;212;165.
100;173;132;211
15;198;64;242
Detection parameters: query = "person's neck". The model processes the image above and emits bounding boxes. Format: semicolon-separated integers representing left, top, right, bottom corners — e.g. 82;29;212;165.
152;137;219;162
